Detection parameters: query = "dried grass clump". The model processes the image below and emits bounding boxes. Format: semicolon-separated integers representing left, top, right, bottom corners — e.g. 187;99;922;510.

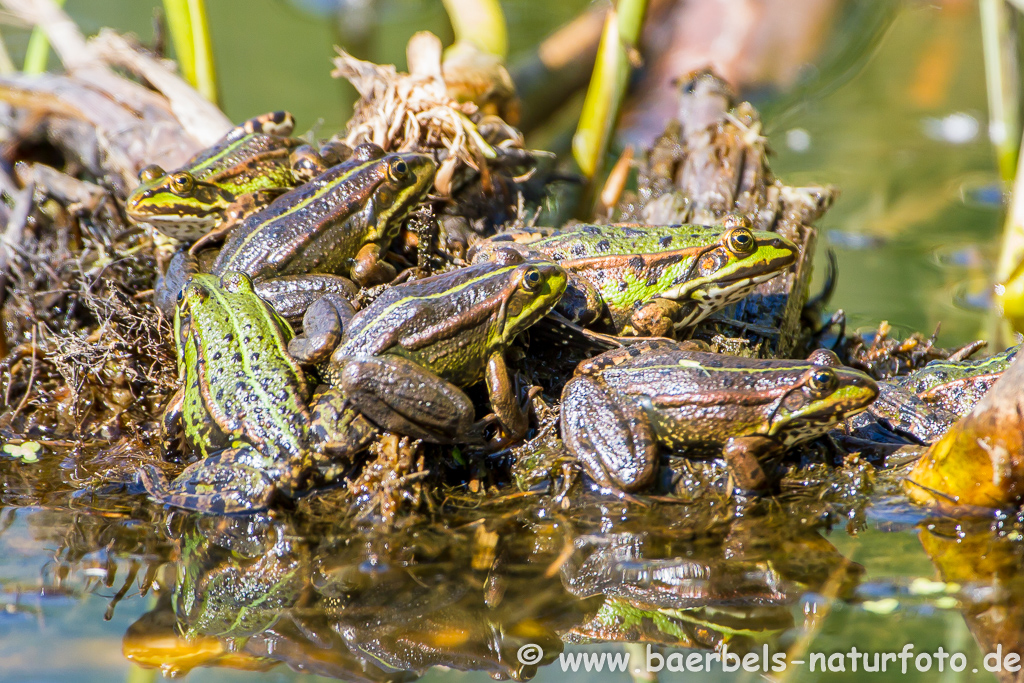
0;184;174;442
333;31;531;198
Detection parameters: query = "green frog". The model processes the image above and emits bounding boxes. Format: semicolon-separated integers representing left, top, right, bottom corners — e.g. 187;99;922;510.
126;111;346;242
560;340;879;492
156;144;436;319
898;344;1017;414
859;344;1019;443
142;271;375;513
297;255;567;448
471;216;798;337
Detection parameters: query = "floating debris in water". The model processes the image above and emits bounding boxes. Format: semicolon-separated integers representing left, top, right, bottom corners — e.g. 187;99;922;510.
861;598;900;614
2;441;41;463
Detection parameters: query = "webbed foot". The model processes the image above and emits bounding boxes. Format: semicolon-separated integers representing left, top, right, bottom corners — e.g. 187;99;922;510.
140;447;278;514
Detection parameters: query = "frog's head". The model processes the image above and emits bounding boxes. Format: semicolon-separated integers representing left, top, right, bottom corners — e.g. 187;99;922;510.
493;257;567;345
674;217;799;325
173;273;216;375
356;145;437;240
125;165;231;229
765;356;879;445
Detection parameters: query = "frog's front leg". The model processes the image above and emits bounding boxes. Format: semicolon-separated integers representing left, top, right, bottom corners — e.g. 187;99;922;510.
483;351;531;449
288;294;358;363
154;249;201;316
721;435;784;493
253;274;358;320
140;446;279;513
189;189;288;254
338;355;476;443
350;242;397;288
555;274;604;326
308;384;378;460
560;375;657;491
623;298;685;338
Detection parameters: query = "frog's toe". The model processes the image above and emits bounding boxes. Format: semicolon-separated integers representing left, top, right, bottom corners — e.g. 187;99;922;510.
560;376;657;492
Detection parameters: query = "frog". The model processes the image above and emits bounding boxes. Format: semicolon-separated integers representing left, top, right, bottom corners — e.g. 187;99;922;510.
155;143;437;320
141;271;376;513
856;344;1019;444
470;215;798;337
293;255;567;449
125;111;348;242
897;344;1018;415
173;513;308;641
560;340;879;492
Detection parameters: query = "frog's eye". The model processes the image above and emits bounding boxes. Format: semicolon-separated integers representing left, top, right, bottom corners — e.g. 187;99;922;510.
725;227;755;255
138;164;165;183
806;367;838;397
169;172;196;196
521;267;542;292
388;158;409;180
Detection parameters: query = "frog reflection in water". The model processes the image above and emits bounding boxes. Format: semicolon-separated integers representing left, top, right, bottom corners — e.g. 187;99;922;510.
173;513;309;641
562;516;863;649
135;514;589;680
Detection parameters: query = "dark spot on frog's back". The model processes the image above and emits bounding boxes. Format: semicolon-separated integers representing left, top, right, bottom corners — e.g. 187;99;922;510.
659;235;673;248
621;226;645;237
627;256;645;273
596;239;611;253
571;243;586;257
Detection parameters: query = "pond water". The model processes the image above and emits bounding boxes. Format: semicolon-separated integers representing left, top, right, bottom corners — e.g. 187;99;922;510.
1;1;1021;682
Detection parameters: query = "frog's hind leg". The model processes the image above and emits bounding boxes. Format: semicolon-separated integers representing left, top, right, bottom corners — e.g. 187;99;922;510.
288;293;358;363
339;355;475;443
560;375;657;492
140;447;277;514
